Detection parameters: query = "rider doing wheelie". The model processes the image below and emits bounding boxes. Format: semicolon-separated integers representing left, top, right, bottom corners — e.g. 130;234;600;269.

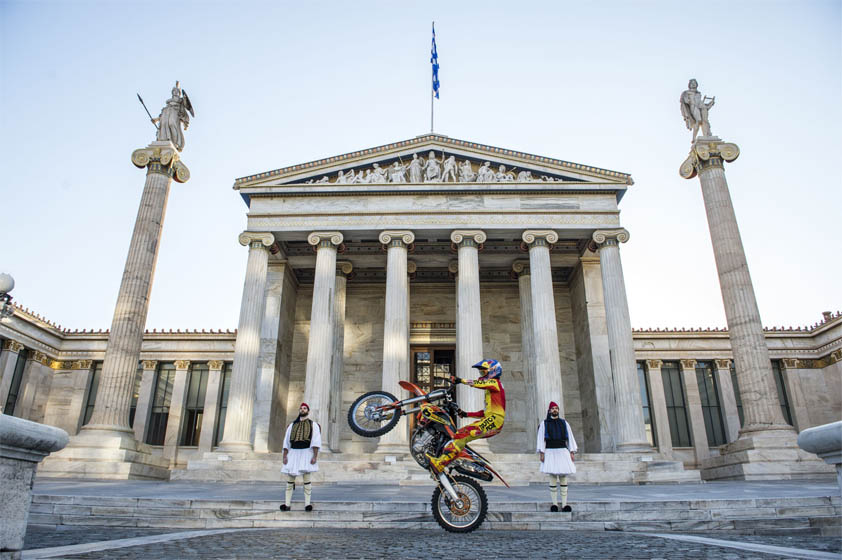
427;359;506;473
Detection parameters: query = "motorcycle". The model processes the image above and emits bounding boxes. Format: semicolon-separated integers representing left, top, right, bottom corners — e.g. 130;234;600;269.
347;379;509;532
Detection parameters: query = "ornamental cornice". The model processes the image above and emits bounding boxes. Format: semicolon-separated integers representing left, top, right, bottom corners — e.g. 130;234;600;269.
679;359;697;370
142;360;158;370
248;213;620;230
131;141;190;183
31;351;49;365
238;232;275;247
378;230;415;246
645;359;664;370
679;138;739;180
174;360;191;370
307;231;344;247
522;229;559;245
450;230;487;245
714;359;732;370
207;360;224;370
71;360;93;370
592;228;630;246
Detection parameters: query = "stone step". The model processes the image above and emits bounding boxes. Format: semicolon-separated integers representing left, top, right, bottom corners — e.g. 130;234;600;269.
28;494;840;534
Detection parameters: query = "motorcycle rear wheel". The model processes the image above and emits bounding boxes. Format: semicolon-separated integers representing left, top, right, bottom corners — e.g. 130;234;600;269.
347;391;400;437
431;475;488;533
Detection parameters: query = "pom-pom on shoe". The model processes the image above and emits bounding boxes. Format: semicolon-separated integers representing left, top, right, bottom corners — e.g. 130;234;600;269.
279;505;289;511
550;505;558;512
305;505;313;512
562;505;572;512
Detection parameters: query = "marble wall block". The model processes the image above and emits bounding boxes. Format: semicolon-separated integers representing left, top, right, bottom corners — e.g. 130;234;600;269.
16;358;53;423
42;368;84;435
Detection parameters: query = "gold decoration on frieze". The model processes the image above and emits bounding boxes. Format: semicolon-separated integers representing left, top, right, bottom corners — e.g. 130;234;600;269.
3;340;24;353
207;360;224;370
646;359;664;370
714;359;732;370
142;360;158;370
830;349;842;364
49;360;73;370
781;358;798;369
71;360;93;370
31;351;49;365
679;359;697;370
174;360;191;370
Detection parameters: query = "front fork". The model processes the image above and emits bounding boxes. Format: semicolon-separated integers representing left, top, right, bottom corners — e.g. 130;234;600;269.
437;472;462;504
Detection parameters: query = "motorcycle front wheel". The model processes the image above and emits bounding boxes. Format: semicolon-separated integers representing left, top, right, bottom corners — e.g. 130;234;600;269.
431;475;488;533
347;391;400;437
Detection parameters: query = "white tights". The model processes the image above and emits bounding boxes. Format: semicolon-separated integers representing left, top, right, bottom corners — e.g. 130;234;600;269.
548;474;568;507
284;472;312;507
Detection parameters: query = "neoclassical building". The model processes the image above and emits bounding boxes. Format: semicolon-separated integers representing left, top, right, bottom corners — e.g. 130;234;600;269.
1;134;839;482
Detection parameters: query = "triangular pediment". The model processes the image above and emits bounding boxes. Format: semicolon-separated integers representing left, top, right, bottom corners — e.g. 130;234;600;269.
233;134;632;189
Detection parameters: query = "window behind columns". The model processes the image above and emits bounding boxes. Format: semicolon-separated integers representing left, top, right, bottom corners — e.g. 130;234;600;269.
128;363;143;428
4;348;28;415
180;363;209;446
214;362;233;447
770;360;793;426
82;362;103;425
695;361;726;446
637;361;656;447
661;362;692;447
146;363;176;445
729;363;744;426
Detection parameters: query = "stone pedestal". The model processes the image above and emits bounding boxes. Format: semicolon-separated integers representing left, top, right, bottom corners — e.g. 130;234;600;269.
591;229;650;452
0;415;68;559
681;137;829;480
40;141;188;480
377;231;414;453
797;421;842;498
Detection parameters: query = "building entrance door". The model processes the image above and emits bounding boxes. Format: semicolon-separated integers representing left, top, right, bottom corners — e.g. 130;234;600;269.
410;347;455;432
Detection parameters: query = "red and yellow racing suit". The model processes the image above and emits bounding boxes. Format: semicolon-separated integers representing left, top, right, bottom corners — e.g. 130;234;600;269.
428;377;506;472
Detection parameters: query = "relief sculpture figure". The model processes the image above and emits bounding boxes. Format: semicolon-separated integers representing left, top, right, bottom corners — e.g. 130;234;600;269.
458;159;476;182
680;78;715;142
477;162;495;183
389;162;407;183
424;151;442;182
408;154;424;183
369;163;388;183
441;155;458;182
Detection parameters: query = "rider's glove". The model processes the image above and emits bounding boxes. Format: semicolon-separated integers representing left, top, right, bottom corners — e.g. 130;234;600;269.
456;408;468;418
451;376;464;385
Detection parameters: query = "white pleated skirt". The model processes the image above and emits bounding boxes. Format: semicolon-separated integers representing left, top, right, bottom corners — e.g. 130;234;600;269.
540;448;576;475
281;448;319;476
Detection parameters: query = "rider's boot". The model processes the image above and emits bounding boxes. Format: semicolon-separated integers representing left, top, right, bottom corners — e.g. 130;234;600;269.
426;440;458;473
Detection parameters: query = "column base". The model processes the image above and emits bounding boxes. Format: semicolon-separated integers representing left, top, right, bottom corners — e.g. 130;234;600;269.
216;441;255;453
701;428;836;481
374;442;408;455
615;441;654;453
38;428;170;480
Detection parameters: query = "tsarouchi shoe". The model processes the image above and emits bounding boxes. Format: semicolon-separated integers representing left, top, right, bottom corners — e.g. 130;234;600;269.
305;505;313;512
550;505;559;512
279;505;289;511
562;505;572;512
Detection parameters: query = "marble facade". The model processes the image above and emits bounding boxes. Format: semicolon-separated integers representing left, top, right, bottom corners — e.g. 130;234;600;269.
2;135;839;481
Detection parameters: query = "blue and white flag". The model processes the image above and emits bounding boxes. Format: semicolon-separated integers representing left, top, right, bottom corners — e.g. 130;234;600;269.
431;23;440;99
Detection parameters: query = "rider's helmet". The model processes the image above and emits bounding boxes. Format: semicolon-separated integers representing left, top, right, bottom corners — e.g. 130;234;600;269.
472;359;502;380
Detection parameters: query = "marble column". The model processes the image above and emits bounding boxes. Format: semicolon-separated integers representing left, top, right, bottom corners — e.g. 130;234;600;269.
645;360;672;455
780;359;810;432
591;229;650;451
522;230;563;415
0;340;24;413
680;359;710;463
329;260;353;453
377;231;414;452
219;231;275;451
132;361;158;444
680;139;789;433
714;359;741;443
303;231;343;431
513;260;538;450
163;360;190;466
16;351;51;422
85;142;189;434
198;360;224;452
67;361;93;435
450;230;486;417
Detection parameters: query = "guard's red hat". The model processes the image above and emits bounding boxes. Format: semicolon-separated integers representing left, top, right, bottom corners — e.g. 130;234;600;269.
548;401;559;410
300;402;310;409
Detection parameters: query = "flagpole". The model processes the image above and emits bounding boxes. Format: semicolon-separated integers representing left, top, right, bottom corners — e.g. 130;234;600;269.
430;21;435;133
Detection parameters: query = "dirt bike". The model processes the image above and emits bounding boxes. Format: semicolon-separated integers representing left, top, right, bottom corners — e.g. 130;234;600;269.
347;379;509;532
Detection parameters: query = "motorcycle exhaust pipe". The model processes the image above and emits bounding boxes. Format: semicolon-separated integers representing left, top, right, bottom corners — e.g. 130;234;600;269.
438;473;461;502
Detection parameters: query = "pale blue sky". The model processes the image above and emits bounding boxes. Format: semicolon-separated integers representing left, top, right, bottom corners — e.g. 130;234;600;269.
1;0;840;331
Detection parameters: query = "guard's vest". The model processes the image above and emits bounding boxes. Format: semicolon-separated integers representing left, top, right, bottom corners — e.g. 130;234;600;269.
290;418;313;449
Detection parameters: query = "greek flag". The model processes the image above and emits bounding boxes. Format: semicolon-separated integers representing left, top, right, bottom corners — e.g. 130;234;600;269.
431;23;440;99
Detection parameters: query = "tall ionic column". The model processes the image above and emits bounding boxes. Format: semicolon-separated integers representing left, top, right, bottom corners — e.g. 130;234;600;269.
302;232;343;433
198;360;224;453
84;142;189;434
132;360;158;444
522;230;563;414
219;232;275;451
714;359;741;443
377;231;414;453
645;360;673;455
450;230;486;416
512;260;538;450
591;229;650;452
328;260;353;452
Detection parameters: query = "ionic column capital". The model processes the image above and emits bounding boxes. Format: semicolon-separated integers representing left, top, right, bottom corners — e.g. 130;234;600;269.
2;340;23;353
141;360;158;370
646;359;663;370
307;231;344;248
336;260;354;277
131;142;190;183
592;229;630;248
715;359;732;370
207;360;224;371
680;359;697;371
450;229;487;247
378;230;415;247
407;261;417;275
448;260;459;275
71;360;93;370
511;259;531;277
522;229;559;248
174;360;191;371
679;140;740;180
238;232;275;248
